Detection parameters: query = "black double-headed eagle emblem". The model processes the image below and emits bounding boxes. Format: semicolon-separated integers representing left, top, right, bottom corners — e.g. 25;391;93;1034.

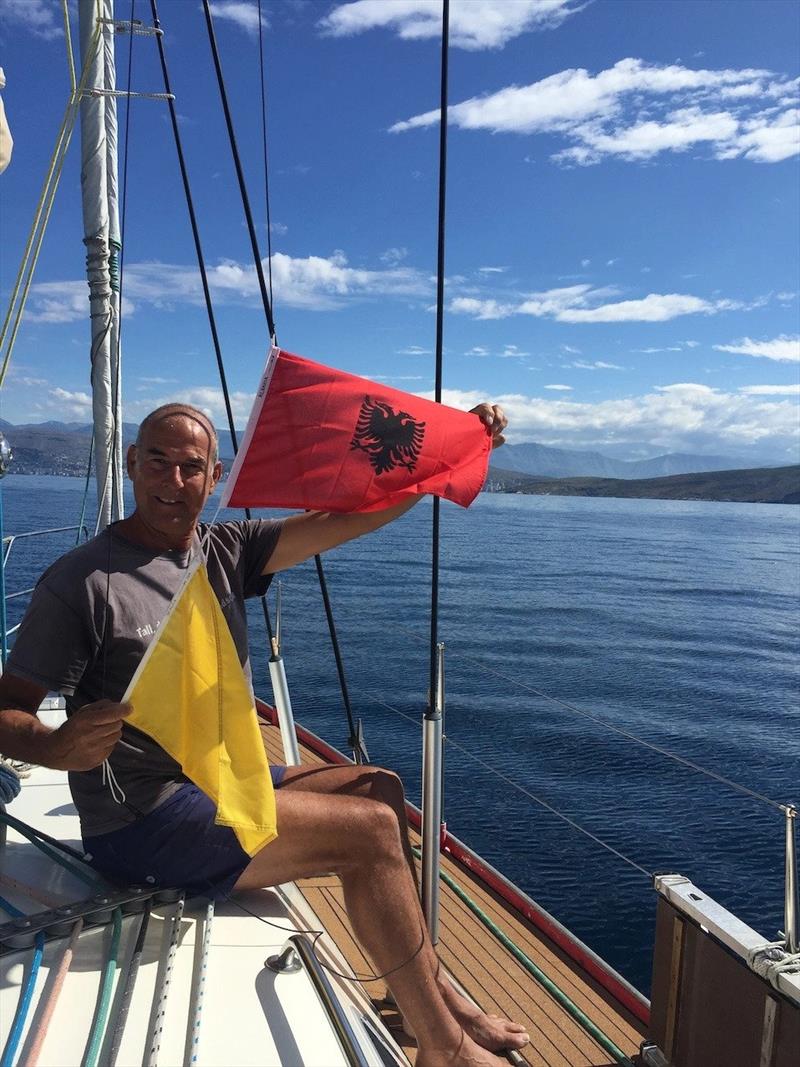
350;396;426;475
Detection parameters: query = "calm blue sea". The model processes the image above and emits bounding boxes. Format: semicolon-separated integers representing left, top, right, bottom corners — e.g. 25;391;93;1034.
2;475;799;994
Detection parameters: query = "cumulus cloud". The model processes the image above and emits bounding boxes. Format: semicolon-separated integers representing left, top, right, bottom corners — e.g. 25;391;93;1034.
48;387;92;418
319;0;580;51
544;384;572;390
125;386;256;425
25;282;136;323
391;57;800;165
28;252;432;320
206;1;267;36
450;285;738;323
714;335;800;362
430;382;799;458
739;384;800;396
1;0;62;40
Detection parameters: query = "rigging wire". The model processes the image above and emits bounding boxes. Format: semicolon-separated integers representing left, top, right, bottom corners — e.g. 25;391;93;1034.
428;0;450;712
200;0;275;339
383;618;787;812
0;12;102;392
366;692;654;880
256;0;274;311
199;0;364;760
149;0;278;648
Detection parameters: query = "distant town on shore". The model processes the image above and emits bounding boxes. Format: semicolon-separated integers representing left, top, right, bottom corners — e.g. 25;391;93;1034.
1;419;797;505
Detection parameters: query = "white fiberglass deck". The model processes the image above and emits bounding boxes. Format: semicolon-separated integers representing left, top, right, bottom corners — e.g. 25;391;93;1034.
0;766;406;1067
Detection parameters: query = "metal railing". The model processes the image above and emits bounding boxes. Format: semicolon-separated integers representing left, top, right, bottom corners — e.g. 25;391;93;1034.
266;934;371;1067
1;524;89;663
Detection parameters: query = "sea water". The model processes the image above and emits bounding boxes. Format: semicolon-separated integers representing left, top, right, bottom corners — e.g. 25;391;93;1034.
2;475;799;992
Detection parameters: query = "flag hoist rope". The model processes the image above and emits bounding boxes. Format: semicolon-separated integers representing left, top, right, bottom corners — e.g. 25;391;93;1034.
196;0;366;764
0;3;101;392
148;0;299;760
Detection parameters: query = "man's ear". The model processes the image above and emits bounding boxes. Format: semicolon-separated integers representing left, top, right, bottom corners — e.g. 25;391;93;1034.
211;460;223;488
126;444;137;479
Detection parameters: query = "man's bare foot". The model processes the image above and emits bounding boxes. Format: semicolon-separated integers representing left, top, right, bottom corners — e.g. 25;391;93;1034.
416;1030;510;1067
437;980;530;1052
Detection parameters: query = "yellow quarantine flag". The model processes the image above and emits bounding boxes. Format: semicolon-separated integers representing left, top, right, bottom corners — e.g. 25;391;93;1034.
123;559;277;856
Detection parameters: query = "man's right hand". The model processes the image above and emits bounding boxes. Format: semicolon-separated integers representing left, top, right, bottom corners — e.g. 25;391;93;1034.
44;701;132;772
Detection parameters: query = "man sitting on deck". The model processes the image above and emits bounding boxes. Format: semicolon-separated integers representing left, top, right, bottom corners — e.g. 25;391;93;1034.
0;402;529;1067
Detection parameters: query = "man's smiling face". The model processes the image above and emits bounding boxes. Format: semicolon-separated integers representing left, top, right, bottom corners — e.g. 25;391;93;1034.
126;412;222;551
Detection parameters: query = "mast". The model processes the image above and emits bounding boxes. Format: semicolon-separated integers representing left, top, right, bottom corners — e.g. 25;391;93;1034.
78;0;124;530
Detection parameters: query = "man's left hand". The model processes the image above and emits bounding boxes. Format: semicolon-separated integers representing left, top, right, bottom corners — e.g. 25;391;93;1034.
470;403;507;449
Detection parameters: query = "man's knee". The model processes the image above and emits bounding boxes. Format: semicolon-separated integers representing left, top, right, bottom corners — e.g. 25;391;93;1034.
349;795;405;864
364;766;405;808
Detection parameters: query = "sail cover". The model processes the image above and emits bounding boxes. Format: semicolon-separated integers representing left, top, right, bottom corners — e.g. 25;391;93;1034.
0;68;12;174
221;347;492;512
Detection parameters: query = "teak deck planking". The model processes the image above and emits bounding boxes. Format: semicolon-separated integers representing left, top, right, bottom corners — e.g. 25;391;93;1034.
260;724;646;1066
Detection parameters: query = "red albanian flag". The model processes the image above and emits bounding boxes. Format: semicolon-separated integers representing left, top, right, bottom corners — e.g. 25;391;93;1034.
220;347;492;513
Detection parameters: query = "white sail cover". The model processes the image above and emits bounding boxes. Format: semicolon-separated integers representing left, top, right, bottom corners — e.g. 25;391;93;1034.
78;0;124;530
0;67;13;174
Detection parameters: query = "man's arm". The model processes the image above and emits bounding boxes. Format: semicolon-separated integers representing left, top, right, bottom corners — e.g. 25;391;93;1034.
263;402;507;574
0;672;130;771
264;495;421;574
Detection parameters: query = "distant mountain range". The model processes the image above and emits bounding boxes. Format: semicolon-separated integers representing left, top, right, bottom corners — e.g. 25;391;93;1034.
486;465;800;505
488;440;765;480
0;418;791;488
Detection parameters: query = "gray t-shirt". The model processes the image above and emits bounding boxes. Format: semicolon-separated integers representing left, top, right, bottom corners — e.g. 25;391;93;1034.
7;519;283;836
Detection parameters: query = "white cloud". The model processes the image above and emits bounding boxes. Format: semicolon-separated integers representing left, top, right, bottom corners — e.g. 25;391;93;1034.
572;360;624;370
581;258;591;268
430;382;799;458
479;266;508;274
391;57;800;166
319;0;580;51
450;285;737;324
206;1;267;36
28;252;432;319
380;246;409;266
48;387;92;418
465;346;490;356
739;384;800;396
126;386;256;425
545;384;572;390
397;345;432;355
25;282;136;323
0;0;62;40
714;335;800;363
560;294;726;323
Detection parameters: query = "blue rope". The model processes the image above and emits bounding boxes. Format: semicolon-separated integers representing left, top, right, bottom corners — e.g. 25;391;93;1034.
0;763;21;804
0;893;45;1067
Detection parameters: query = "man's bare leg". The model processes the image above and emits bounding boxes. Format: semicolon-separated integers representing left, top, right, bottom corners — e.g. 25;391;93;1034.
277;764;530;1053
235;788;505;1066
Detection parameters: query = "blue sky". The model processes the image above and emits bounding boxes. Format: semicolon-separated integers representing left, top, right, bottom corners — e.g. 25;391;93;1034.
0;0;798;462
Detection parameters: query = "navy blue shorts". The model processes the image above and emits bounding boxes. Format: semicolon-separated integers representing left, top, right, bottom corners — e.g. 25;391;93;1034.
84;766;286;899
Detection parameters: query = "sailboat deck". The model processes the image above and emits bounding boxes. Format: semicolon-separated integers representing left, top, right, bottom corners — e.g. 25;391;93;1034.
261;723;647;1067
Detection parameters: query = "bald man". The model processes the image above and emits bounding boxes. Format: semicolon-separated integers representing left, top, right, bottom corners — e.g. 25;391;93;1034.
0;403;532;1067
